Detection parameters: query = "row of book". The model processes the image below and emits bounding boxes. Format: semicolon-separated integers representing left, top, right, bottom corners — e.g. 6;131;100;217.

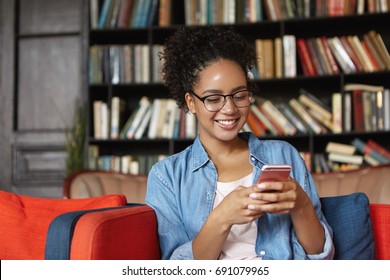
87;139;390;175
88;145;167;174
88;30;389;84
245;84;390;136
93;96;198;140
89;44;163;84
91;0;160;29
90;0;389;29
257;30;390;80
265;0;389;21
93;83;389;141
297;30;390;77
312;138;390;173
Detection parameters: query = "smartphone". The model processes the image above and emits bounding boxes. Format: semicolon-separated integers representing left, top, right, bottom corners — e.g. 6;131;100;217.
257;164;292;183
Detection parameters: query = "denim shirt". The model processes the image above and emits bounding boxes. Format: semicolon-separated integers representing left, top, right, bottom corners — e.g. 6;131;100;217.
146;132;335;260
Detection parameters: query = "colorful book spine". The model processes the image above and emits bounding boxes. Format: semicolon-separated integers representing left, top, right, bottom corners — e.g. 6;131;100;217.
351;138;390;164
367;139;390;161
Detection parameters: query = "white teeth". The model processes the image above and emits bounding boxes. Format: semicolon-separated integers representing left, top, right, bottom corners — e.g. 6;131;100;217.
218;120;236;125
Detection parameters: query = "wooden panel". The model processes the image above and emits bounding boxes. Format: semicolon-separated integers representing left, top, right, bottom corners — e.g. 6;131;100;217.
12;144;66;185
19;0;81;34
17;36;80;130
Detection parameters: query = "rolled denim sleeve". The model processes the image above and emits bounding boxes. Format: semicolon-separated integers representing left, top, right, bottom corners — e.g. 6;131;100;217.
145;164;194;260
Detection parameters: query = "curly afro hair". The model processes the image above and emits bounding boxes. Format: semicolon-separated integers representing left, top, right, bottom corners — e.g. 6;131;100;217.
160;26;257;111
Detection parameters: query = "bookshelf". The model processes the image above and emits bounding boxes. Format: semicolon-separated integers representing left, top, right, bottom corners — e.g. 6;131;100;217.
85;0;390;174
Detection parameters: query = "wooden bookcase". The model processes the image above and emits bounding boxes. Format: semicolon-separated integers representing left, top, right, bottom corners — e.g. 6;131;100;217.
84;1;390;173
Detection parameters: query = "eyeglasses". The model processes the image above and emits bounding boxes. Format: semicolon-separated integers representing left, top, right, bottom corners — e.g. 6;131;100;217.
189;89;255;112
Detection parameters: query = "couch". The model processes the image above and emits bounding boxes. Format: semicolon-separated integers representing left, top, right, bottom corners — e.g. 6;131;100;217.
312;164;390;260
1;165;389;260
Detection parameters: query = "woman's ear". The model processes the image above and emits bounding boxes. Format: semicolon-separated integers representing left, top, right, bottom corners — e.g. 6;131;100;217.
185;92;196;114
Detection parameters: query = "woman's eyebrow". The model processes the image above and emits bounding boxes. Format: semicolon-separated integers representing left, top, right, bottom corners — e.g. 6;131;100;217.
201;86;247;95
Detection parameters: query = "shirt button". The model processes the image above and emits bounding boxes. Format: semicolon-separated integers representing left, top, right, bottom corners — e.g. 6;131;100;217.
259;251;265;256
250;156;255;161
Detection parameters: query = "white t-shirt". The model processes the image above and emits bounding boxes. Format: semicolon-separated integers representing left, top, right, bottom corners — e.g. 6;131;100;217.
213;173;261;260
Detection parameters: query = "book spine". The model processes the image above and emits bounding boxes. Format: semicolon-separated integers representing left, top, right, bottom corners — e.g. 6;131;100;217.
332;92;343;133
367;139;390;160
296;38;317;76
351;138;390;164
352;90;365;132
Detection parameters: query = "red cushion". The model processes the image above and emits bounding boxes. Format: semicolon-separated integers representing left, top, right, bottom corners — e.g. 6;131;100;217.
0;190;127;259
70;205;160;259
370;204;390;260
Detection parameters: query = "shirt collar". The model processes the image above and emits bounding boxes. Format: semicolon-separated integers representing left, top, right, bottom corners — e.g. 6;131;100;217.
189;132;266;171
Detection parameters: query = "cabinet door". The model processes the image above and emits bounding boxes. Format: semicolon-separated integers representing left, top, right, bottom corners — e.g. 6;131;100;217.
0;0;83;197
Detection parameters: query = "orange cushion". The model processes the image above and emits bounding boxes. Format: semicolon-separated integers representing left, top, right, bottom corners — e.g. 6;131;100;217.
70;206;160;259
370;204;390;260
0;190;127;260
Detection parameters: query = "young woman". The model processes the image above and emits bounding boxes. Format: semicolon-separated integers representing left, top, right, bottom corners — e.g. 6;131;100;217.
145;26;334;260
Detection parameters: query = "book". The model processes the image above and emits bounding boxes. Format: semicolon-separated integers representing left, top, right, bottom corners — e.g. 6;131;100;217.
296;38;317;76
100;102;109;139
366;30;390;70
326;142;356;155
110;96;126;139
147;98;162;139
159;0;172;26
116;0;134;28
332;92;343;133
283;35;296;78
362;91;374;132
361;40;381;71
289;98;323;134
352;90;365;132
367;139;390;161
134;106;152;139
363;154;380;166
339;35;365;72
314;37;332;75
250;104;279;135
263;39;275;78
125;96;151;139
274;37;283;78
161;99;179;138
328;152;363;165
298;89;332;121
98;0;113;29
255;39;266;79
343;83;385;92
93;100;103;139
305;38;324;75
384;89;390;130
351;138;390;164
90;0;99;29
260;99;297;135
342;92;352;132
277;103;309;134
348;35;375;72
247;109;266;136
375;90;385;131
319;36;340;75
363;33;387;71
327;36;356;74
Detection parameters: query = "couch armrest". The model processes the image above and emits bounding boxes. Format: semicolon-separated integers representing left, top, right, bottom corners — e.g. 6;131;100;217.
67;205;160;260
370;204;390;260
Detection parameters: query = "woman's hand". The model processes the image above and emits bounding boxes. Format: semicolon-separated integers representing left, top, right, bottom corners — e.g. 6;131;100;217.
246;177;311;215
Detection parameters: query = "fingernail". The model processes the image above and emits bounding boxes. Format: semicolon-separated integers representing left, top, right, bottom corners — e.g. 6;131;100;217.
249;193;257;199
248;204;256;210
257;183;266;189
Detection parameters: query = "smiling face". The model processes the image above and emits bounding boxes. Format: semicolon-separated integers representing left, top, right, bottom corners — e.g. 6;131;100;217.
185;59;250;145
